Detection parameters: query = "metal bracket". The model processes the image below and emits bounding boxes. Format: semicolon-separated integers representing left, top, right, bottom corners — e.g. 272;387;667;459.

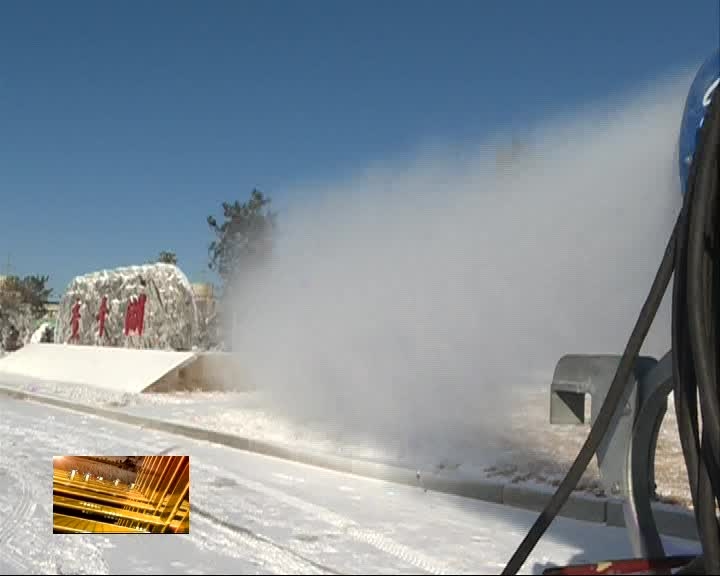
549;351;674;559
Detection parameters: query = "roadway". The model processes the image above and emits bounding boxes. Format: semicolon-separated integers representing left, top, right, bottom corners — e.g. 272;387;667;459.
0;395;698;575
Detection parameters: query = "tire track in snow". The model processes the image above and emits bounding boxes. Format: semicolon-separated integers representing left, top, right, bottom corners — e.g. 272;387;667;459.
5;399;452;575
0;428;38;573
194;460;450;575
192;506;339;575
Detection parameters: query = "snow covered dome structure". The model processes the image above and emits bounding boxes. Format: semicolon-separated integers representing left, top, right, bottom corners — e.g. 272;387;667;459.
55;263;199;351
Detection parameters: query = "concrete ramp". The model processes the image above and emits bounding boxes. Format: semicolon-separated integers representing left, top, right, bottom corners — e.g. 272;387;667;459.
0;344;197;394
146;350;247;393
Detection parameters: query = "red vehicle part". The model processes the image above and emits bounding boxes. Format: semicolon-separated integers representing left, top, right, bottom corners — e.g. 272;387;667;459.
542;555;696;575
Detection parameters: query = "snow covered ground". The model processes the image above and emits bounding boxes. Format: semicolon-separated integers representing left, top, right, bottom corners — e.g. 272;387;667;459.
0;372;692;507
0;394;700;575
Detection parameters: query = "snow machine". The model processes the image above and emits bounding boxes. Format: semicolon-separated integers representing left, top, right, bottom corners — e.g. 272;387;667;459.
503;49;720;575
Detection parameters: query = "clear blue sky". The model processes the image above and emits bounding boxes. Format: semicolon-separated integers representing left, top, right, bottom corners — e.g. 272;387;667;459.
0;0;718;296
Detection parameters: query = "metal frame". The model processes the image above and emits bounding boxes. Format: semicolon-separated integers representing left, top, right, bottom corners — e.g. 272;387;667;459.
549;350;674;558
54;455;191;533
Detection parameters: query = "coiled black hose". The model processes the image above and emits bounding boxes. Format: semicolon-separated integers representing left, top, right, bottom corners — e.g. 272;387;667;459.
503;94;720;575
674;89;720;574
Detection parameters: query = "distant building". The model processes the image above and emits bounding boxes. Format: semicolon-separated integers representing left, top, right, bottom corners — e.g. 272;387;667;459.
191;283;214;301
192;283;215;317
44;301;59;319
191;282;218;348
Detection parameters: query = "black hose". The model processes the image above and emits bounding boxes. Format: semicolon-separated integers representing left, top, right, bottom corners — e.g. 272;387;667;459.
502;92;720;575
677;94;720;574
501;209;679;575
687;101;720;464
677;554;707;575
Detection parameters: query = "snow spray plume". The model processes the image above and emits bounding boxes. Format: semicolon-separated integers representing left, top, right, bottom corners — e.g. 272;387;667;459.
227;72;691;463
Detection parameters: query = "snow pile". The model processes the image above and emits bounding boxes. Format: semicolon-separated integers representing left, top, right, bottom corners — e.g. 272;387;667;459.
29;322;53;344
55;263;199;351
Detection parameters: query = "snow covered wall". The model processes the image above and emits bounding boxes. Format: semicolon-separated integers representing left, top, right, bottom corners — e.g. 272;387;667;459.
55;263;199;351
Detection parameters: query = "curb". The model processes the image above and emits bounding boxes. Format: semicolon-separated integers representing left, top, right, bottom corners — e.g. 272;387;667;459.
0;385;699;541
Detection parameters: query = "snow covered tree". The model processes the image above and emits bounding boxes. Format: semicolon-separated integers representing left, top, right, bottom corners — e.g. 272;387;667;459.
0;275;52;319
207;189;277;350
0;274;52;351
157;251;178;265
207;189;277;285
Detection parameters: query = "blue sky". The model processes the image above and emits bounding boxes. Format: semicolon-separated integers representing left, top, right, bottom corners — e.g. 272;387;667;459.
0;0;718;295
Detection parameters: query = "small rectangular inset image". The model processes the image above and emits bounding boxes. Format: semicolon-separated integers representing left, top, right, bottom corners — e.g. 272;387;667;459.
53;455;190;534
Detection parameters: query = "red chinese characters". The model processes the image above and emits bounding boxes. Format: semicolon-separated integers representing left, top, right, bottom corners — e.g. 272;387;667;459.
124;293;147;336
96;296;109;338
70;300;81;342
68;294;148;343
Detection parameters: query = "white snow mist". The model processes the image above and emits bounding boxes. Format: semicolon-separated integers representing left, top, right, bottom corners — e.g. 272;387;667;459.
227;73;690;462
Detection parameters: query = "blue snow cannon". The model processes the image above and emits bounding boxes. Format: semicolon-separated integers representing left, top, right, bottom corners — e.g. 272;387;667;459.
678;49;719;194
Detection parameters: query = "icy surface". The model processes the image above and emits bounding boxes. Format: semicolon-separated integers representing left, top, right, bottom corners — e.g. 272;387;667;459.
0;396;700;575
